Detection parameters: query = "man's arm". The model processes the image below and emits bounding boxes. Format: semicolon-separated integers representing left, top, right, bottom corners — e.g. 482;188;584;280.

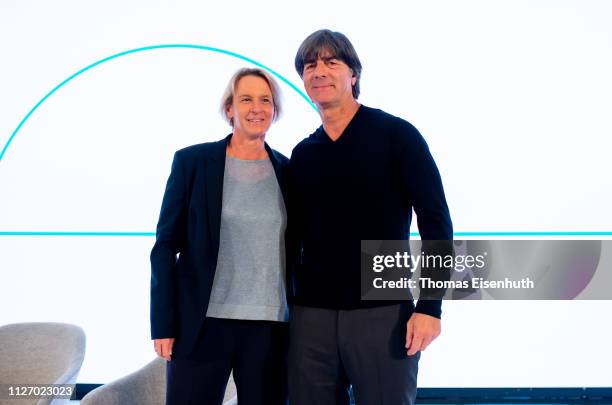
392;119;453;354
393;120;453;241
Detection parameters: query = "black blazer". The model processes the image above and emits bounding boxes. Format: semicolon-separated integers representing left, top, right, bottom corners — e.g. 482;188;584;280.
150;134;290;356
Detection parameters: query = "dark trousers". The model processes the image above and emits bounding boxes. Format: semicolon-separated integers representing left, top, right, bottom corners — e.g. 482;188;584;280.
166;317;288;405
288;304;420;405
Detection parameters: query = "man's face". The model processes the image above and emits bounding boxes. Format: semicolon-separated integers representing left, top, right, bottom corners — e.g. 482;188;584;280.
226;75;275;139
302;50;356;108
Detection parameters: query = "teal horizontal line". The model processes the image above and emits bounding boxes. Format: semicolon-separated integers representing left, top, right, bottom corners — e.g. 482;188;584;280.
0;231;155;236
1;231;612;237
451;232;612;236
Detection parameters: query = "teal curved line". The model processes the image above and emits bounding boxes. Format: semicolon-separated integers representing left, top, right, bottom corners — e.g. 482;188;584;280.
1;46;611;237
1;231;612;237
0;44;316;161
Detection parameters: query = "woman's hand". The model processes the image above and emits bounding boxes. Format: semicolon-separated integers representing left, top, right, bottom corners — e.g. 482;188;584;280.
154;338;175;361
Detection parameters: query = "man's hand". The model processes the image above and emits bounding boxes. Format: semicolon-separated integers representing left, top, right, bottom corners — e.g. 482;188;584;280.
405;313;441;356
154;338;175;361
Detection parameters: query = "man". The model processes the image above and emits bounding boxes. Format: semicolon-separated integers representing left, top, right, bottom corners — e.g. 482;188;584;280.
288;29;453;405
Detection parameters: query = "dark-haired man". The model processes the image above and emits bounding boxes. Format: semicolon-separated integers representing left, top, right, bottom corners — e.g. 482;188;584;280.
288;29;453;405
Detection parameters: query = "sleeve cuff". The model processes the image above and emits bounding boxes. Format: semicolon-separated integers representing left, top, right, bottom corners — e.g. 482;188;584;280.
414;299;442;319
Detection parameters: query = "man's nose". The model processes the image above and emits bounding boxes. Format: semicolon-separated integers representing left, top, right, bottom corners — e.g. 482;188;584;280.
313;61;327;77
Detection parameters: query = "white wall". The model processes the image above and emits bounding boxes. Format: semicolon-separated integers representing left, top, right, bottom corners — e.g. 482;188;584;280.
1;0;611;386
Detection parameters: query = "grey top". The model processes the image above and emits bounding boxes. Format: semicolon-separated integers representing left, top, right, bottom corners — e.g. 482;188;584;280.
206;155;288;322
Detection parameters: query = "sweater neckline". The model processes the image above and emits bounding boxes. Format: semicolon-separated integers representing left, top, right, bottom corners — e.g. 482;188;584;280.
318;104;365;143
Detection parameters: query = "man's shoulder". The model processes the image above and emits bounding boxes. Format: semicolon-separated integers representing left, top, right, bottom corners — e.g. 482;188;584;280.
291;126;323;154
361;105;418;133
359;105;424;149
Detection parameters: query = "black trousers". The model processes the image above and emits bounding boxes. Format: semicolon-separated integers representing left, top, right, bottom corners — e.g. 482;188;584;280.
166;317;288;405
288;303;420;405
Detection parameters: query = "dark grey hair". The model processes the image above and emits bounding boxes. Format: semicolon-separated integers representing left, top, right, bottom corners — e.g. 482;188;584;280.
220;67;283;126
294;29;363;99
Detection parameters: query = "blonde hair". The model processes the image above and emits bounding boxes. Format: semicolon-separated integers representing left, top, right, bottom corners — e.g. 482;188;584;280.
220;67;283;126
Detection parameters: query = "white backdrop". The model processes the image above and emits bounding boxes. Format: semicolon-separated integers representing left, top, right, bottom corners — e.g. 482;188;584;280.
1;0;611;386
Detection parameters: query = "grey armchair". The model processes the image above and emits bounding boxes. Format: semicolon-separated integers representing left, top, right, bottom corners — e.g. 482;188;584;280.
81;357;237;405
0;322;86;405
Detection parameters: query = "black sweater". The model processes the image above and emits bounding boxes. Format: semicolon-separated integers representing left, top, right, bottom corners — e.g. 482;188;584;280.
288;105;453;318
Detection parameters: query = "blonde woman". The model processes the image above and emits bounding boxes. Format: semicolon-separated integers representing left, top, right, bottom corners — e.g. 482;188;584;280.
151;68;289;405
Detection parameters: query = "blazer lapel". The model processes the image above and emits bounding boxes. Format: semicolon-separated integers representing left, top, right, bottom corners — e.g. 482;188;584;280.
206;135;231;260
266;143;288;207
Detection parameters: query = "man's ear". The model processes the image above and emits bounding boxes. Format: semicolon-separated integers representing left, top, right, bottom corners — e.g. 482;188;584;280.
350;68;357;85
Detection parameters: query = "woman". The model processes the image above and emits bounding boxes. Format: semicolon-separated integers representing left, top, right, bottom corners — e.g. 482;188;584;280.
150;67;289;405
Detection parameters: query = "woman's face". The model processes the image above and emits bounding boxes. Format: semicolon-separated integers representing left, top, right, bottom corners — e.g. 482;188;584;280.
227;75;275;139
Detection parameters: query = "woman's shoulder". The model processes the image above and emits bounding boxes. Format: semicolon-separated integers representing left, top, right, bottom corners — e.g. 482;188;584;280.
174;137;228;161
267;147;289;167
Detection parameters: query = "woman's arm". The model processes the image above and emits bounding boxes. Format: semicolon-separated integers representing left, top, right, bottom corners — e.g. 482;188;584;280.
150;151;188;341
